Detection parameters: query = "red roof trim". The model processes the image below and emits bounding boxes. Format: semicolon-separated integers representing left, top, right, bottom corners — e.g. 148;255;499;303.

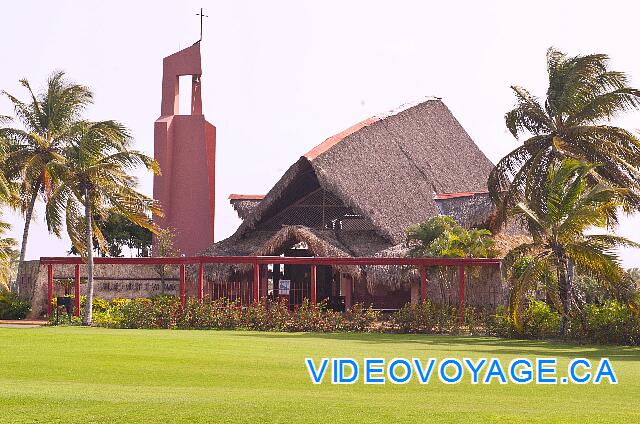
434;191;489;200
228;194;265;201
304;116;380;160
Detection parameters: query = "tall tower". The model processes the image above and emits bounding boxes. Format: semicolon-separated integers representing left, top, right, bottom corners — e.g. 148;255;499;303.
153;42;216;255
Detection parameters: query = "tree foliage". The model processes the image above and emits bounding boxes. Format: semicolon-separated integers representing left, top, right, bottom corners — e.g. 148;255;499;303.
45;120;161;324
489;48;640;222
406;215;498;258
0;71;93;289
502;159;638;334
69;212;152;257
0;220;17;292
152;227;180;294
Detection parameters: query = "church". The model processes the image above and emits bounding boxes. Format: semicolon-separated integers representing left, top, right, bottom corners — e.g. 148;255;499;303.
152;42;524;311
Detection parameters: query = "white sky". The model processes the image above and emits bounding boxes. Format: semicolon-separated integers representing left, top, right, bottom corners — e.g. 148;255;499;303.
1;0;639;267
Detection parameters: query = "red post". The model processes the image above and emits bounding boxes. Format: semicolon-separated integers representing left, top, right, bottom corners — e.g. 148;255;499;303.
344;276;352;310
253;262;259;302
74;264;81;317
420;266;427;303
198;262;204;302
310;265;317;304
47;264;53;317
458;264;465;324
179;264;186;307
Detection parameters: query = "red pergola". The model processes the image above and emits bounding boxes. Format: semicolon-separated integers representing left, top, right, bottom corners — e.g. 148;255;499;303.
41;256;501;323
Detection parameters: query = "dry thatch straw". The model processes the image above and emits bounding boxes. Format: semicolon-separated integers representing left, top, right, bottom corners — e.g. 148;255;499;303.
228;195;264;221
362;243;419;291
197;225;361;280
250;225;360;277
434;192;494;229
361;230;531;291
227;98;495;246
493;232;532;257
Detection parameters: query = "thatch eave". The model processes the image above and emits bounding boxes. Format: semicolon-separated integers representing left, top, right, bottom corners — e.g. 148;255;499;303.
197;226;361;280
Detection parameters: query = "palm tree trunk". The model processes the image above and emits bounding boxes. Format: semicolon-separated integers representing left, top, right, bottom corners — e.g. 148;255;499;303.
557;254;572;337
13;188;39;294
82;187;95;326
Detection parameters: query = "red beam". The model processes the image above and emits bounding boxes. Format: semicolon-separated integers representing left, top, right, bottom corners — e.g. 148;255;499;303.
179;264;186;308
420;266;427;303
198;262;204;302
47;264;53;317
310;265;317;304
458;264;465;324
39;255;500;267
74;264;81;318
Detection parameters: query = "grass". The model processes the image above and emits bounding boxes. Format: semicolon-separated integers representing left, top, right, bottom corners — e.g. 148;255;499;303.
1;327;639;423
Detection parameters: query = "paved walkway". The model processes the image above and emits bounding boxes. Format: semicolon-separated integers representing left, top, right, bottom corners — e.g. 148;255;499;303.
0;319;47;328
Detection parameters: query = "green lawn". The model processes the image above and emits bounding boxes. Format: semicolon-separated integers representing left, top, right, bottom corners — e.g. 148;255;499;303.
1;327;639;423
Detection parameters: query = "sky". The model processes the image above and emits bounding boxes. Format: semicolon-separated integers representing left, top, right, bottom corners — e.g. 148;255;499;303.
1;0;639;267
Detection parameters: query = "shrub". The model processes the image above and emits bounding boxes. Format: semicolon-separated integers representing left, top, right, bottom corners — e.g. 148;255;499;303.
85;296;381;333
342;303;380;332
68;295;640;345
240;300;274;331
390;301;434;333
492;305;517;338
492;300;560;339
389;300;457;333
464;306;494;335
91;298;129;328
521;299;560;338
580;301;640;345
0;291;31;320
120;298;165;329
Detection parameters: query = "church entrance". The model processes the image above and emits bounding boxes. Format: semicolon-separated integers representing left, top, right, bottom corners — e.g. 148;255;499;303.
268;243;339;310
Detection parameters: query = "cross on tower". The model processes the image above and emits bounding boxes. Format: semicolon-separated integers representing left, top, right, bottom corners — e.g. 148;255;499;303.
196;8;208;41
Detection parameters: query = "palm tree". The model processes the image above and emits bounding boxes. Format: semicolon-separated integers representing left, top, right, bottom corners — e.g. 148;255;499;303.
45;120;160;325
0;219;17;292
502;159;638;335
0;72;92;291
407;216;498;305
489;48;640;221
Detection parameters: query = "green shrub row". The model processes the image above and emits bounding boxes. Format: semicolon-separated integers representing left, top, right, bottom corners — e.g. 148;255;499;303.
86;296;382;332
48;296;640;345
493;298;640;345
0;291;31;320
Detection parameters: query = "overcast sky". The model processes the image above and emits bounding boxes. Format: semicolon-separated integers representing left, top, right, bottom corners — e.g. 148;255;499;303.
2;1;639;266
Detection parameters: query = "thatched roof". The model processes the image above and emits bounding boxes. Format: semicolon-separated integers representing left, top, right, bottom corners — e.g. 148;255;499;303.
361;230;532;290
362;243;419;291
204;99;508;290
199;225;360;278
433;191;530;237
434;192;494;229
227;98;494;245
493;232;532;257
336;231;393;257
229;194;264;220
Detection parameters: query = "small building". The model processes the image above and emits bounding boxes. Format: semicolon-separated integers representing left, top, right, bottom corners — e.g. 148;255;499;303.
202;98;523;310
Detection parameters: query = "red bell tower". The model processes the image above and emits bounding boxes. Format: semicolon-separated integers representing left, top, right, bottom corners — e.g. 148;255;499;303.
153;41;216;255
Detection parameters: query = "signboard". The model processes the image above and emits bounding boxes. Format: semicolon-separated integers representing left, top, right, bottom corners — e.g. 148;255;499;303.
278;279;291;295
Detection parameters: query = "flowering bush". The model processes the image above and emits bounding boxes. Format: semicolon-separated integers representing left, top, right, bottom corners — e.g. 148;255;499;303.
53;295;640;345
